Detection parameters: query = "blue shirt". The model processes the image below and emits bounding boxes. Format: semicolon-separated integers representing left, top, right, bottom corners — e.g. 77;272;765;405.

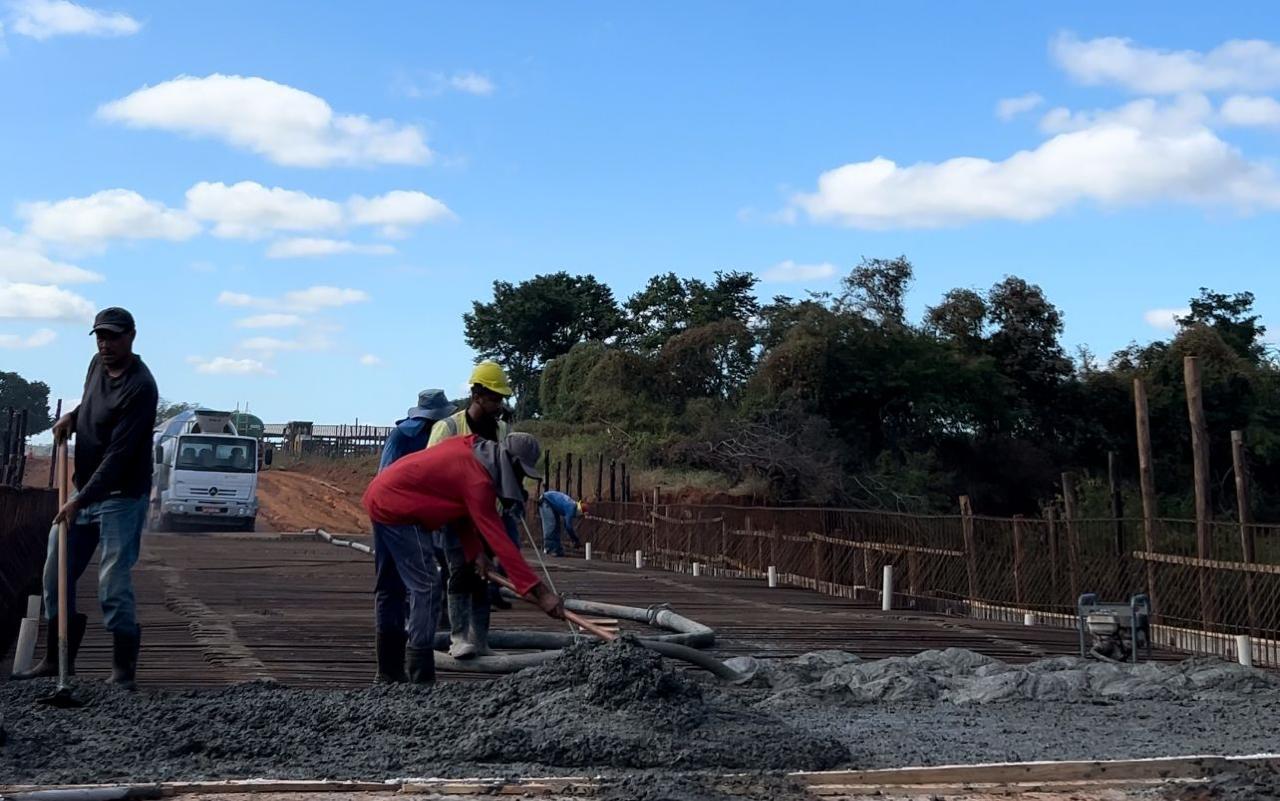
541;490;579;521
378;418;431;471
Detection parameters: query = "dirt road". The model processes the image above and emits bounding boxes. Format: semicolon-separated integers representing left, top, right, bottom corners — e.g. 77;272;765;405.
256;468;371;533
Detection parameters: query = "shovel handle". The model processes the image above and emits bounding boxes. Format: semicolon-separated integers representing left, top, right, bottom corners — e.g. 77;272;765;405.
485;571;616;641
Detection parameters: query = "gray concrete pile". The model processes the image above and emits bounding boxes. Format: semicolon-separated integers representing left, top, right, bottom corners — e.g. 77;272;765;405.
725;648;1280;705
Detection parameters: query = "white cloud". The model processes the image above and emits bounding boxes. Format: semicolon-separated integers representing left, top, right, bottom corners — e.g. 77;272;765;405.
761;260;838;283
186;181;343;239
19;189;199;247
282;285;370;311
0;328;57;348
359;353;381;366
996;93;1043;121
1144;308;1190;332
0;281;95;320
234;313;303;329
266;237;395;259
218;285;369;313
99;74;432;167
347;190;454;237
1039;94;1212;135
401;70;496;98
217;291;263;308
1220;95;1280;129
448;72;494;96
10;0;140;40
0;228;103;283
1052;32;1280;95
789;121;1280;229
189;356;275;376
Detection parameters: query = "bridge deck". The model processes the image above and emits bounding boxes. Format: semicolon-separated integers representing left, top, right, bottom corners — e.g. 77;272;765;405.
7;532;1168;689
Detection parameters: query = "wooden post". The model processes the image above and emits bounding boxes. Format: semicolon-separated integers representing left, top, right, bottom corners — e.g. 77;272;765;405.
959;495;979;607
609;460;616;501
1184;356;1216;625
719;517;728;565
543;449;552;492
554;461;562;492
1232;430;1259;632
1060;473;1081;604
564;453;573;496
770;525;781;573
577;458;584;502
47;399;62;489
596;454;604;501
1046;507;1061;606
1011;514;1025;607
1134;378;1159;613
620;462;627;502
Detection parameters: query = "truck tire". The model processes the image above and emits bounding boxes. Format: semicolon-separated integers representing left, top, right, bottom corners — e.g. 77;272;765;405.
154;513;175;532
240;516;257;532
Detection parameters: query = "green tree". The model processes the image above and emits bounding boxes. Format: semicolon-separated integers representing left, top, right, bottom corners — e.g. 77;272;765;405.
0;371;54;436
624;271;759;350
464;272;623;416
1177;288;1268;363
837;256;914;327
925;288;987;352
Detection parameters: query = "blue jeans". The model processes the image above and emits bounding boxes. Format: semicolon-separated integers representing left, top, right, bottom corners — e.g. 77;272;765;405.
373;522;440;649
540;503;566;555
42;494;147;636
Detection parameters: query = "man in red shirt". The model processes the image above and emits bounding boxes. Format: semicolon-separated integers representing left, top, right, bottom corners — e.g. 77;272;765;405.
363;431;563;681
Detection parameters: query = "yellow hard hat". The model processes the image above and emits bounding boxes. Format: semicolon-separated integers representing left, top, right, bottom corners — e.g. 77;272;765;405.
469;360;513;397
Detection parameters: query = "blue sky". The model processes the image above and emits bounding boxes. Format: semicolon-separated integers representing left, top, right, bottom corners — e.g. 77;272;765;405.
4;1;1280;428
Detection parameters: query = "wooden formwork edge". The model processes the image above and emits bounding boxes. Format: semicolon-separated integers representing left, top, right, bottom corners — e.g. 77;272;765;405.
4;755;1279;797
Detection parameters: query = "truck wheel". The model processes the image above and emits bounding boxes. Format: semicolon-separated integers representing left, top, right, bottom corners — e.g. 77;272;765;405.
154;513;175;532
241;516;257;532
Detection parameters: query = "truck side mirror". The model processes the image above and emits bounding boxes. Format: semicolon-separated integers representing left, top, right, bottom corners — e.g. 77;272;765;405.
154;445;164;464
264;447;273;466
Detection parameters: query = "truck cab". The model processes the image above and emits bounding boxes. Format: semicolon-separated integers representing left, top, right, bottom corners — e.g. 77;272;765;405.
151;409;268;531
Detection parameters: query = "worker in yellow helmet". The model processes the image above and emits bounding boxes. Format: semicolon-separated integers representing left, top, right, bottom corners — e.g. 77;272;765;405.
426;360;513;447
428;360;520;658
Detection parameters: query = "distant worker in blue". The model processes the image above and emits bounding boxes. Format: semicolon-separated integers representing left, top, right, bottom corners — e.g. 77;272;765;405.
539;490;586;557
371;388;457;684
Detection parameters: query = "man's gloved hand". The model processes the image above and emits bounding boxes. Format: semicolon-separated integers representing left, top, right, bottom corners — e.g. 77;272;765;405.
529;583;565;620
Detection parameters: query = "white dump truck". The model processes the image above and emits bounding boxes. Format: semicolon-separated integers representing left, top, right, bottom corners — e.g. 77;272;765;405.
151;408;270;531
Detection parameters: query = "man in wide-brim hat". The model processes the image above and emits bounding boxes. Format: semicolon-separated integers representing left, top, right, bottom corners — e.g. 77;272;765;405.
370;388;457;683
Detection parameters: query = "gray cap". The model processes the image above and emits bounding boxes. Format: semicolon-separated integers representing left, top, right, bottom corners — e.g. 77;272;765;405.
503;432;542;479
90;306;135;335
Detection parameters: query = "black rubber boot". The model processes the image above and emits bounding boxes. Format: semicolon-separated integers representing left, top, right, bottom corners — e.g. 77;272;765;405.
11;613;87;680
406;646;435;685
110;628;141;691
374;630;408;683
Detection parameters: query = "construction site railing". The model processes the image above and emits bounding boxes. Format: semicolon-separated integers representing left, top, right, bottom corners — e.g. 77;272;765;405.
578;500;1280;667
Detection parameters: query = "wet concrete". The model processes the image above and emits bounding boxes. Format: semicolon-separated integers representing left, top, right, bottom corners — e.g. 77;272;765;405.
4;644;1278;788
0;639;845;785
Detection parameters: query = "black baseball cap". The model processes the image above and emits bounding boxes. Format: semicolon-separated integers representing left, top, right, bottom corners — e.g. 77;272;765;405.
89;307;136;335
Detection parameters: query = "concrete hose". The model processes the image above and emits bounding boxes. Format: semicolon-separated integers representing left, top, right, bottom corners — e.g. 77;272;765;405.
311;528;743;681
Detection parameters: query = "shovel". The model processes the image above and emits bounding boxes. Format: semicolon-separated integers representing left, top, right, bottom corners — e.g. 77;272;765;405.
38;438;84;709
484;572;616;642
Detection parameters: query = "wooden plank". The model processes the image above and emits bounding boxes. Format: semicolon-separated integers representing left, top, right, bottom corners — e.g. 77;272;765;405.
793;754;1280;788
1133;550;1280;575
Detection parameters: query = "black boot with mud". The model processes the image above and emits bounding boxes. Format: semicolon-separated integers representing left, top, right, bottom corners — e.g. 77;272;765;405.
374;630;408;683
11;613;86;680
110;628;141;691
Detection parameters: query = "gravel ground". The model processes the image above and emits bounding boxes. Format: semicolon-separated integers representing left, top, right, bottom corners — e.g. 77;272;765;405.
2;643;1277;788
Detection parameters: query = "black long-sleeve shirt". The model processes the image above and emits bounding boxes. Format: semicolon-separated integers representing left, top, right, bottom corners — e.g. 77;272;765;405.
71;354;159;504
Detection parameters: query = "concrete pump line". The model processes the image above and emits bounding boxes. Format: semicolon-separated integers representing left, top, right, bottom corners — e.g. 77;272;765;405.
308;528;743;681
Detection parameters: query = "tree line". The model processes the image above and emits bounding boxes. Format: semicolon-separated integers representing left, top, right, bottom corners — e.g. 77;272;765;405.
465;260;1279;518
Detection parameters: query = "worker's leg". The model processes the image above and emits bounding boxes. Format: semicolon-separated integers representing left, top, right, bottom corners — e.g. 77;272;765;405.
94;496;148;689
385;525;439;684
372;522;409;683
540;503;563;556
431;530;450;629
440;528;477;658
13;511;96;680
565;517;582;547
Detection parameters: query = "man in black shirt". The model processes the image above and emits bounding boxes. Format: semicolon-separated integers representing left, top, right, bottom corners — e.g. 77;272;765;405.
12;307;158;690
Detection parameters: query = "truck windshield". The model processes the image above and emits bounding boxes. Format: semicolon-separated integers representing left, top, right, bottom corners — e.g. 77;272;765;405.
175;436;257;473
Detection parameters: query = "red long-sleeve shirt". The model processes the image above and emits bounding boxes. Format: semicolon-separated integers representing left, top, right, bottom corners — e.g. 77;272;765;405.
362;435;541;595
